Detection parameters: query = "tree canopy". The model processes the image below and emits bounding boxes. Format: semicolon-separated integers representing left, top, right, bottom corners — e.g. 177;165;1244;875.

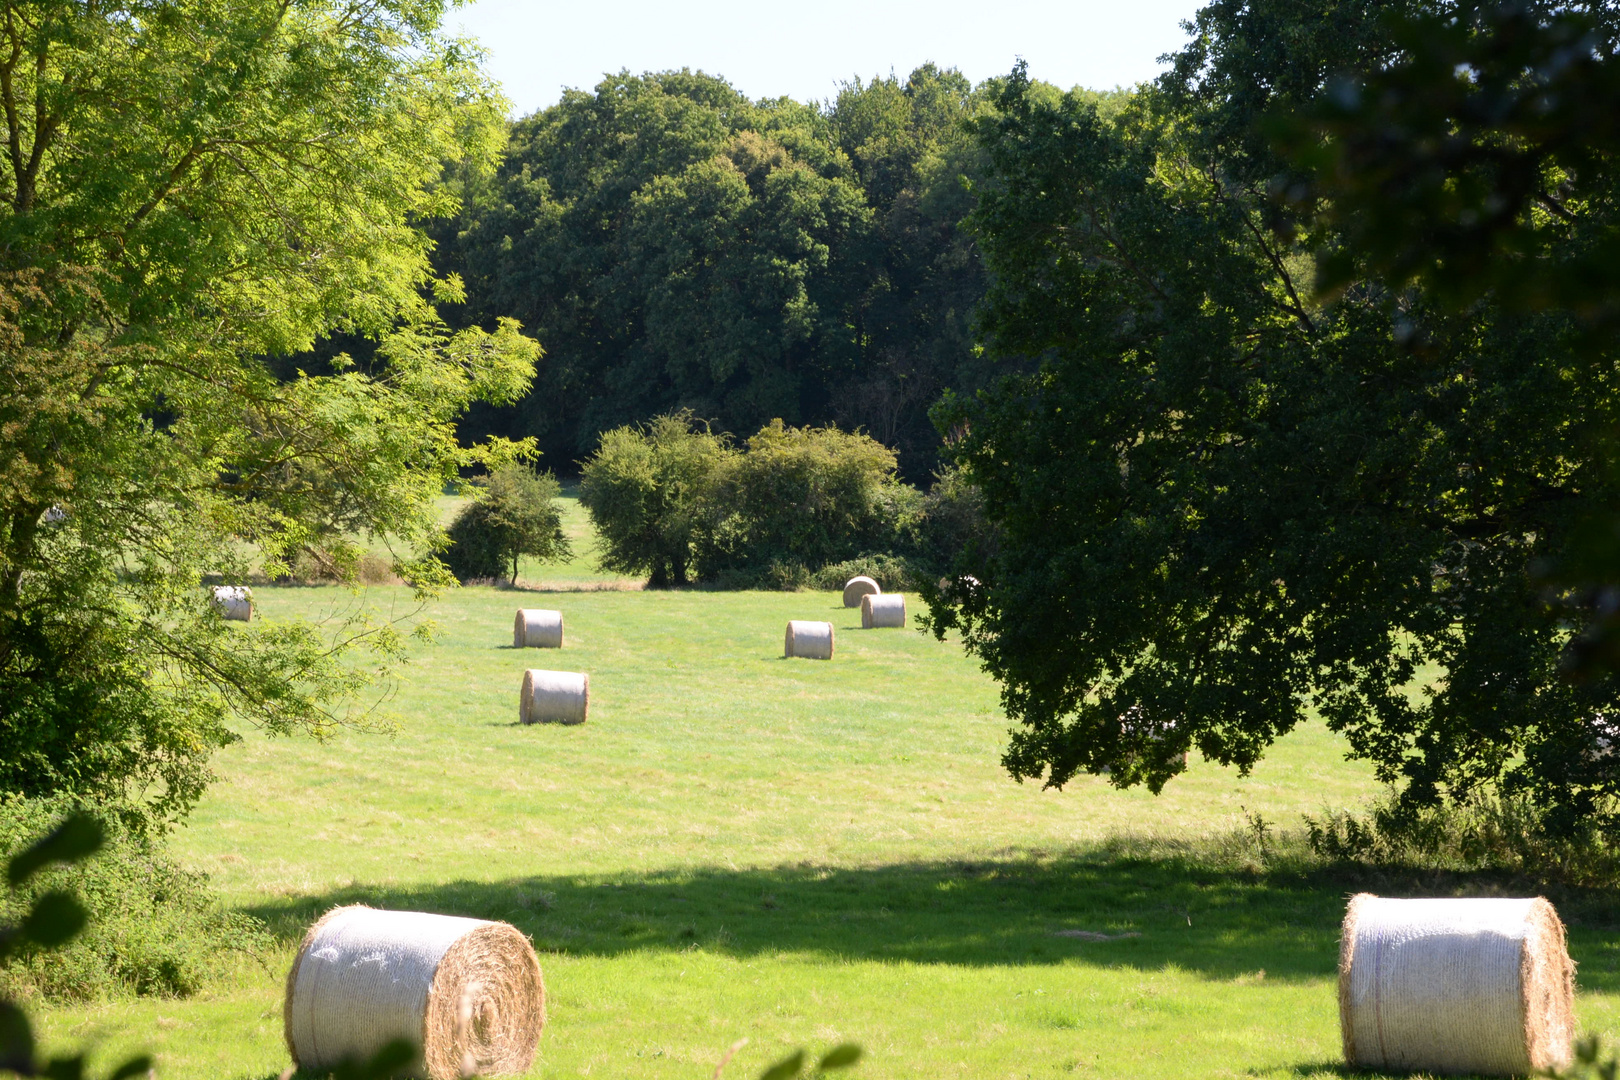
930;1;1620;837
0;0;538;827
442;64;998;478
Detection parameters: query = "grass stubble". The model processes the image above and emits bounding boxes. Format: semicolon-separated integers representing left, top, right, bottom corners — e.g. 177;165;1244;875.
31;498;1620;1079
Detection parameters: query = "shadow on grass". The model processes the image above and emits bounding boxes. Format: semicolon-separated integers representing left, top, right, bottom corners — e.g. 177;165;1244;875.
242;843;1620;992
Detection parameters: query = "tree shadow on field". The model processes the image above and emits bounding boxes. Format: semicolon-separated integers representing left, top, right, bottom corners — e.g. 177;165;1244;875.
244;845;1620;991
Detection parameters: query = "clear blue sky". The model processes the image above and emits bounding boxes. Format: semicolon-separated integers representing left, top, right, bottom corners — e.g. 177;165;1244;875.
450;0;1207;117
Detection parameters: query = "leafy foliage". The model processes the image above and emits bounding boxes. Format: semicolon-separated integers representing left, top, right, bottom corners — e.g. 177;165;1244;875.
444;465;572;583
700;420;920;584
0;796;268;1000
932;9;1620;838
0;1;540;828
444;65;997;478
578;412;735;588
1267;0;1620;681
0;810;151;1080
580;413;923;588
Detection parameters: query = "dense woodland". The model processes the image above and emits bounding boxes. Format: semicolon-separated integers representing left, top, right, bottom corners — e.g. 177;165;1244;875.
432;65;1017;480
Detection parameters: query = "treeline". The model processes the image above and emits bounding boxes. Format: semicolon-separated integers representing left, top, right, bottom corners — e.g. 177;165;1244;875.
434;64;1009;479
573;412;984;590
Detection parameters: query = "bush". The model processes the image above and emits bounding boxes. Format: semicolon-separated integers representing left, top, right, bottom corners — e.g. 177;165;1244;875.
578;412;734;587
444;465;571;583
1304;790;1620;889
698;420;923;581
909;466;994;582
0;795;269;1000
808;554;918;592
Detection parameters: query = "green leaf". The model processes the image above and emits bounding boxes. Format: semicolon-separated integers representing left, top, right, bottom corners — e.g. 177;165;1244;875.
817;1044;862;1071
21;892;88;948
0;1000;36;1075
106;1055;153;1080
758;1050;806;1080
41;1053;87;1080
7;813;104;886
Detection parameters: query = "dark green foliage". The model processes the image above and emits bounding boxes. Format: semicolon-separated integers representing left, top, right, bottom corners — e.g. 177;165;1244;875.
443;65;997;478
933;13;1620;837
0;797;269;1000
444;465;571;583
578;412;734;588
907;466;993;585
1266;0;1620;682
757;1044;862;1080
0;619;235;831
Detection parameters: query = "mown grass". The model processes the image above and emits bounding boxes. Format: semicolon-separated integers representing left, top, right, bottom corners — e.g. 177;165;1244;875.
29;496;1620;1078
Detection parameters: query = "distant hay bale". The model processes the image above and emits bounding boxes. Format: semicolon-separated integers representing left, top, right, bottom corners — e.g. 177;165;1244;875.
520;668;589;724
284;905;545;1080
1339;894;1574;1077
513;609;564;649
784;620;834;660
861;593;906;629
211;585;253;622
842;575;880;608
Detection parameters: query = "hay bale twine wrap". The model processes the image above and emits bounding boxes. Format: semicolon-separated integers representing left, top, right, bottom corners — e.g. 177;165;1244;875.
284;905;544;1080
784;620;834;660
513;609;564;649
520;668;589;724
861;592;906;629
842;575;881;608
1339;894;1574;1076
211;585;253;622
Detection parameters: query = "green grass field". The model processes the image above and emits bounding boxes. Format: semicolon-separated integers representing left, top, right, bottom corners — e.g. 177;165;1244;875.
30;497;1620;1079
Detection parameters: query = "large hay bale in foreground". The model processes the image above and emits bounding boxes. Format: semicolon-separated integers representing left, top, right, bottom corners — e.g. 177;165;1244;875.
784;620;834;660
513;609;564;649
284;905;545;1080
1339;894;1574;1076
842;575;880;608
520;668;589;724
211;585;253;622
861;593;906;629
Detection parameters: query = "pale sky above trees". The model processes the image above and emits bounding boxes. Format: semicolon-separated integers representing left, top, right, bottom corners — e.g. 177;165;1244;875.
452;0;1203;114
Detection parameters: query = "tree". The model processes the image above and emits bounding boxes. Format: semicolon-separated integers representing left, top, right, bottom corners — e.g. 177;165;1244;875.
1267;0;1620;678
444;465;571;583
578;412;734;588
699;419;919;582
931;6;1620;839
0;0;539;829
440;65;1001;481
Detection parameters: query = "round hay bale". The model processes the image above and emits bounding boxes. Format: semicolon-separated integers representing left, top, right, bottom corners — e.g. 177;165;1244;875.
842;575;881;608
1339;894;1574;1076
784;620;834;660
284;904;544;1080
860;593;906;629
211;585;253;622
520;668;589;725
513;609;563;649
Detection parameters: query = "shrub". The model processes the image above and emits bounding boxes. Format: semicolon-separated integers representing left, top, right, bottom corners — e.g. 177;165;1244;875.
808;554;918;592
578;412;734;587
1303;790;1620;889
0;795;270;1000
699;420;923;581
909;466;994;582
444;465;571;583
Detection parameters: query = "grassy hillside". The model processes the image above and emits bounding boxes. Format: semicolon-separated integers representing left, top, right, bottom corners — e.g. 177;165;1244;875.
30;496;1620;1079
